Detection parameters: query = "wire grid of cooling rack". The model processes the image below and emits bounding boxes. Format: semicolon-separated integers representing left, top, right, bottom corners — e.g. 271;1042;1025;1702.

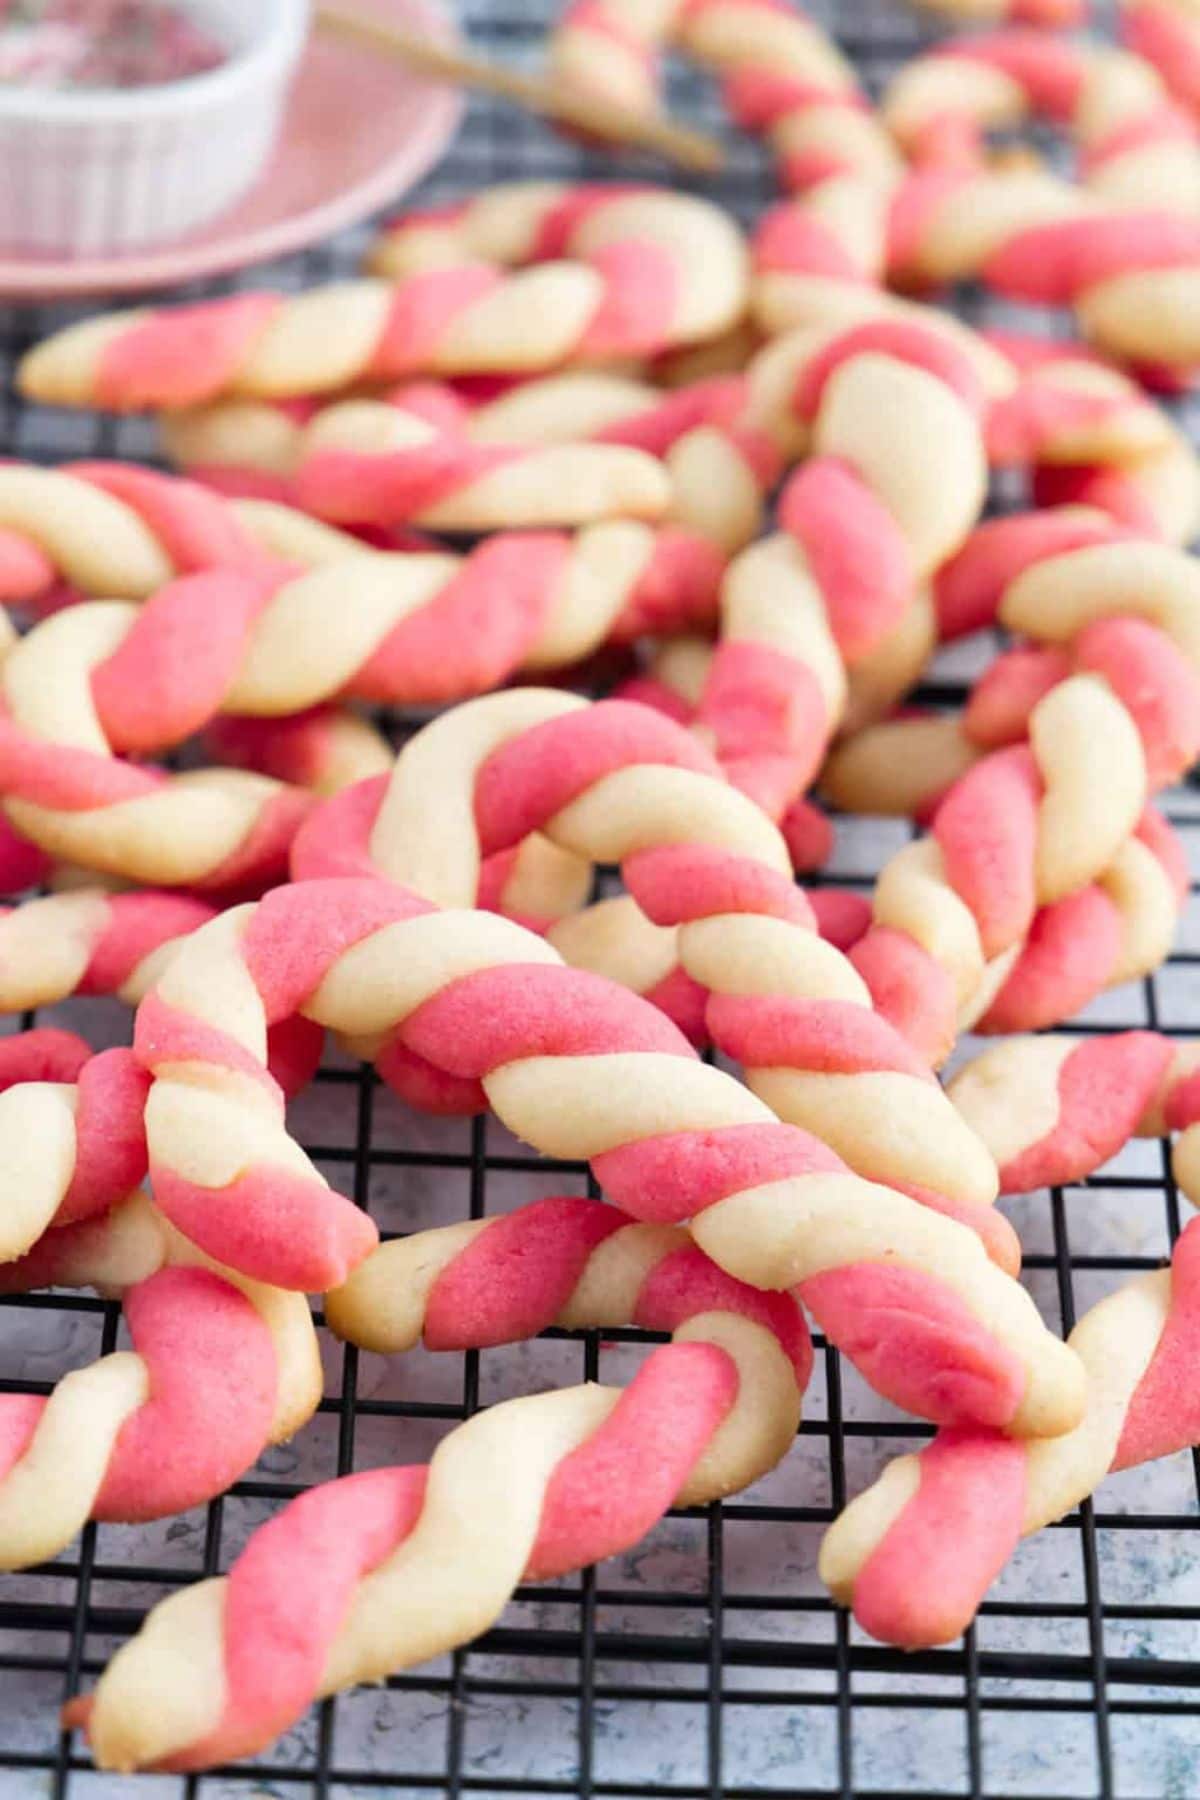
2;1;1200;1796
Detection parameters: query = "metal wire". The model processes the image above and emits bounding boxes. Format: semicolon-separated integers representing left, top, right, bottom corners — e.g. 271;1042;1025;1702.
0;0;1199;1794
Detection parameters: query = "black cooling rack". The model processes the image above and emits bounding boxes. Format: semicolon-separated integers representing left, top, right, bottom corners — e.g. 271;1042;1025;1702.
1;0;1200;1795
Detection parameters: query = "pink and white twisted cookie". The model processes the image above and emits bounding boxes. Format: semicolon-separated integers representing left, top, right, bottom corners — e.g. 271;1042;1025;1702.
0;1027;93;1087
19;187;748;409
0;1044;148;1265
824;507;1200;821
748;159;1200;542
848;785;1185;1059
0;888;214;1011
831;517;1196;1055
548;0;899;199
0;459;269;609
0;585;309;889
948;1029;1200;1204
0;460;726;685
0;1190;320;1570
902;0;1083;21
67;1200;810;1772
819;1213;1200;1648
1124;0;1200;118
883;31;1200;378
983;334;1200;543
617;309;992;831
160;372;781;551
0;524;718;889
0;885;326;1096
326;1188;811;1375
288;696;1097;1430
80;470;726;675
136;872;1082;1430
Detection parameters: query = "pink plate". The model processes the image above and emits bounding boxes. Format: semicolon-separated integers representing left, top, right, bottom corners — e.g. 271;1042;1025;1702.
0;0;462;301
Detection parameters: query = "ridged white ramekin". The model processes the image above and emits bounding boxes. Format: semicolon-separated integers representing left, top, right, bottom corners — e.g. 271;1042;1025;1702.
0;0;310;256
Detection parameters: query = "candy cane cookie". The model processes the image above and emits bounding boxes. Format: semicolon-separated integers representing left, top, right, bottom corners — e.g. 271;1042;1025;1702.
0;883;326;1099
846;772;1185;1062
92;469;728;682
883;32;1200;378
0;463;728;691
611;308;993;830
0;1026;93;1087
327;1188;812;1386
904;0;1084;21
0;1191;320;1571
19;187;749;410
822;515;1198;1053
0;529;718;889
0;460;270;609
0;1045;148;1264
0;888;214;1012
136;873;1082;1429
67;1210;810;1773
292;689;1022;1268
983;335;1200;544
948;1030;1200;1205
160;371;781;553
1123;0;1200;118
546;0;900;199
750;185;1200;541
824;507;1200;820
818;1212;1200;1648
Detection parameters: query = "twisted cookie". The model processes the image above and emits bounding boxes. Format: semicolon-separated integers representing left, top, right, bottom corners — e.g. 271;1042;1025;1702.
616;310;992;829
161;372;780;551
0;525;719;887
1124;0;1200;119
832;513;1196;1056
825;507;1200;820
547;0;898;198
902;0;1082;20
295;691;1011;1244
0;888;214;1012
12;487;722;685
0;1045;148;1265
820;1214;1200;1647
983;334;1200;544
0;462;725;701
0;1191;320;1570
327;1187;811;1375
19;186;748;409
949;1030;1200;1206
138;872;1080;1428
0;460;267;608
291;699;1090;1431
68;1205;809;1771
884;31;1200;378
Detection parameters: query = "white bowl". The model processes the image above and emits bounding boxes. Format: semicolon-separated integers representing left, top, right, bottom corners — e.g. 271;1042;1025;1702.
0;0;310;256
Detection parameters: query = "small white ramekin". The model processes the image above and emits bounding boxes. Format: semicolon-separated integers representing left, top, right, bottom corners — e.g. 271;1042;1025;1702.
0;0;310;256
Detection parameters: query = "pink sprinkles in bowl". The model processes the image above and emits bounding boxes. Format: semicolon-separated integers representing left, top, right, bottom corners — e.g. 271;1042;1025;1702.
0;0;226;88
